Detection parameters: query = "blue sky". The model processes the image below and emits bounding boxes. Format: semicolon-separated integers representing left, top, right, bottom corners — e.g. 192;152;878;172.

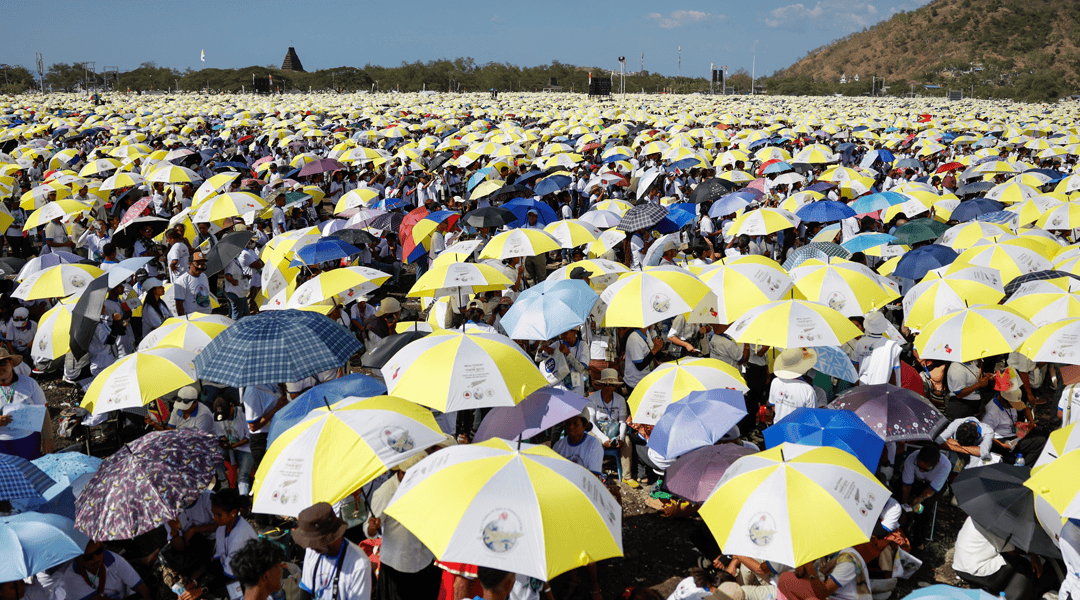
8;0;930;78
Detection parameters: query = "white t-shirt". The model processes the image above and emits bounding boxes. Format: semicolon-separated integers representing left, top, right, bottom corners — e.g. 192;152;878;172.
936;417;994;467
851;334;901;385
214;517;259;578
769;377;816;423
666;576;712;600
952;516;1013;577
552;434;603;473
224;258;248;296
59;550;144;600
821;549;870;600
585;391;629;443
167;243;189;282
623;329;654;389
168;402;215;436
299;540;372;600
174;272;213;315
981;397;1018;438
900;450;950;491
1059;519;1080;600
947;361;982;400
878;497;902;533
242;384;281;435
1060;384;1080;426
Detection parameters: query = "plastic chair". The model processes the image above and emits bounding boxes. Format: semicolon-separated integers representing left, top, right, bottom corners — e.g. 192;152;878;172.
603;446;623;480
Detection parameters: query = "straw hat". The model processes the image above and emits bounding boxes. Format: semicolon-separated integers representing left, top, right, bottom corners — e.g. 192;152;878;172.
773;347;817;379
375;297;401;317
597;368;622;386
864;311;889;335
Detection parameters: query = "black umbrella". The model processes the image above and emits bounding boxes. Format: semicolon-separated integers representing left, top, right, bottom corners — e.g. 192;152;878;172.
203;230;254;277
952;463;1061;559
428;152;454;171
361;330;430;369
955;181;996;197
688;178;735;204
617;203;669;232
110;217;170;249
368;212;404;233
329;229;377;247
70;274;111;360
1003;270;1080;300
463;206;515;229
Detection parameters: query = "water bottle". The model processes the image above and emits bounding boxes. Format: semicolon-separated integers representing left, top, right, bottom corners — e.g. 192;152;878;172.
1015;454;1025;467
170;583;187;597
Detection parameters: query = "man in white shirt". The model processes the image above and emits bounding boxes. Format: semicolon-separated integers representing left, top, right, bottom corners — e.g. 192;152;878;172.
270;192;288;236
166;230;189;283
952;516;1036;599
212;489;259;580
174;250;213;315
937;417;995;468
768;347;818;423
1059;383;1080;426
851;311;901;385
623;327;663;390
295;502;372;600
224;256;249;320
366;454;440;599
57;541;151;600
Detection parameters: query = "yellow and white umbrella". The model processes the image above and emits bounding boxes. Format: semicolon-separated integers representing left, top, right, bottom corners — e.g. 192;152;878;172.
1004;281;1080;326
1032;423;1079;469
380;330;548;412
12;264;102;300
902;268;1005;331
954;242;1052;284
599;267;710;328
938;221;1012;250
23;200;91;231
194;172;241;204
146;164;199;184
688;260;794;324
1020;317;1080;365
408;262;512;298
789;258;898;317
914;305;1035;362
383;438;623;581
1036;201;1080;231
286;266;390;308
479;229;561;260
30;296;78;362
727;299;862;348
729;208;798;237
627;358;748;425
137;316;233;353
334;188;380;214
1025;448;1080;519
543;219;600;248
81;347;198;415
700;443;890;568
253;395;447;517
192;192;266;223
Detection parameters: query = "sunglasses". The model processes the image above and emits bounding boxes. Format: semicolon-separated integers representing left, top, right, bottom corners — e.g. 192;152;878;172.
81;547;105;560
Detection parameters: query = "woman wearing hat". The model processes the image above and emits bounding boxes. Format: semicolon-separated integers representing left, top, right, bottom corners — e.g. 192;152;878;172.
294;502;372;600
585;369;632;482
767;348;819;424
140;278;172;334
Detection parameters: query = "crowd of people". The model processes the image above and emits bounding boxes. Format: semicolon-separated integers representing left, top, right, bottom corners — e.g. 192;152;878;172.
0;91;1079;600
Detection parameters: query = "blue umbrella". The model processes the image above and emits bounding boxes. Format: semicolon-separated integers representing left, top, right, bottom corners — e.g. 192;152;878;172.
0;513;90;581
892;244;957;280
268;373;387;444
533;174;572;197
467;167;496;192
193;310;362;388
976;210;1019;228
708;192;752;218
764;407;885;473
903;585;997;600
289;237;363;267
850;191;908;214
11;475;79;520
372;197;406;210
763;161;793;175
655;206;696;233
31;453;102;483
473;387;590;442
500;279;599;341
796;200;856;222
504;197;559;227
603;154;632;164
0;454;55;501
859;149;895;168
812;346;859;383
952;199;1004;222
841;232;898;254
647;389;748;460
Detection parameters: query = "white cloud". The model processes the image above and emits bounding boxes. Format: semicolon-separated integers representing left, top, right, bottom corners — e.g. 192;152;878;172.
646;10;726;29
764;0;881;31
490;14;504;22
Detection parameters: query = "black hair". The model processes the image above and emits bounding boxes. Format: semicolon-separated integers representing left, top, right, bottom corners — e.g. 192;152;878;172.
955;421;980;447
211;488;244;513
230;538;284;590
476;566;513;590
916;445;940;467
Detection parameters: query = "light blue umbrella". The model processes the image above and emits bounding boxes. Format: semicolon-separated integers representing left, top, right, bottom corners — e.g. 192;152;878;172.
646;389;747;460
765;407;885;473
499;279;599;341
31;453;102;483
812;346;859;383
268;373;387;445
903;585;997;600
107;257;153;288
0;512;89;581
850;191;908;214
841;232;898;254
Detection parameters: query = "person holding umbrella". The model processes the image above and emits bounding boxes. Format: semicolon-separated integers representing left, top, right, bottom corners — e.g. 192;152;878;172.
294;502;372;600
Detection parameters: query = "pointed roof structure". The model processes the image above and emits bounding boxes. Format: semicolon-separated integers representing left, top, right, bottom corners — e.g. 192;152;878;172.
281;47;304;72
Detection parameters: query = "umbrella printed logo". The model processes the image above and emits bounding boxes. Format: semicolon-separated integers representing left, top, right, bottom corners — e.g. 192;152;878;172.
295;288;313;306
480;509;524;553
38;337;47;350
381;426;415;453
826;291;847;311
650;293;671;313
70;274;86;288
271;479;299;505
748;513;777;547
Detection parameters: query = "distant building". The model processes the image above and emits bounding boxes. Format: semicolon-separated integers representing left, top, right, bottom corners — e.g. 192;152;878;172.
282;47;304;72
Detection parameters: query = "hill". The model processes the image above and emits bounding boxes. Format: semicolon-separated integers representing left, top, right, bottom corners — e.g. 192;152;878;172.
771;0;1080;101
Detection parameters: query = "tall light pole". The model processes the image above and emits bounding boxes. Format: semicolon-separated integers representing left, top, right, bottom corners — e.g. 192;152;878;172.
618;56;625;95
678;46;682;79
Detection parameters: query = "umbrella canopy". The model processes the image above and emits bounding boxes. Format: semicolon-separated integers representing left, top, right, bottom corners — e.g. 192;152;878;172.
781;242;851;271
663;444;757;503
0;513;90;582
380;330;548;412
1020;317;1080;365
384;438;623;581
289;237;363;267
688;260;794;324
479;229;561;260
700;443;890;568
362;331;430;369
464;206;516;229
473;387;590;443
728;299;862;348
193;310;361;388
904;586;997;600
627;358;748;425
617;203;668;232
646;389;747;460
599;267;711;328
764;407;885;473
688;178;735;204
81;348;198;415
285;266;390;309
1033;422;1080;468
203;230;253;277
1025;448;1080;519
267;373;388;445
408;261;512;298
952;463;1061;558
795;200;855;223
12;264;102;301
31;453;102;484
902;267;1005;331
499;279;599;340
0;454;55;501
138;315;232;353
253;395;446;517
75;429;222;540
827;384;947;442
914;305;1035;362
790;258;899;317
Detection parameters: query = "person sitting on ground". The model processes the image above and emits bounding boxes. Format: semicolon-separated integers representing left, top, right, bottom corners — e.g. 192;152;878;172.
229;538;286;600
952;516;1040;600
56;540;152;600
777;546;872;600
937;417;995;468
212;489;259;584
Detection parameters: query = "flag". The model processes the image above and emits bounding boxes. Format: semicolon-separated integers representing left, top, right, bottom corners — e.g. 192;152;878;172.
200;49;205;63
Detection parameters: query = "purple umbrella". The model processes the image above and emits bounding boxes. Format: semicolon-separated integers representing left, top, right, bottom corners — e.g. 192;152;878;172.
297;158;345;177
75;430;222;540
663;444;757;502
473;388;589;442
827;383;947;442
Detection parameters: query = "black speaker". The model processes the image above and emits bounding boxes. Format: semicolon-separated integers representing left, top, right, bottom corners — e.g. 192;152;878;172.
252;76;271;94
589;79;612;96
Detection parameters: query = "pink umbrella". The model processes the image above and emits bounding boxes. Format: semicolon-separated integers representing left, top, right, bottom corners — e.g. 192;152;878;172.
117;196;152;231
663;444;757;502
